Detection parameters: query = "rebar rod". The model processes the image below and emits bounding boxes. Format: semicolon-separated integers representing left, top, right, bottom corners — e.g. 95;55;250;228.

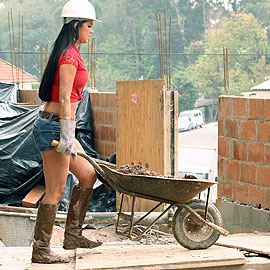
226;48;229;94
93;38;96;88
88;38;90;86
90;38;93;88
21;15;24;89
8;11;14;83
156;12;162;80
18;11;20;87
169;16;172;89
11;9;17;83
159;13;164;79
164;8;168;89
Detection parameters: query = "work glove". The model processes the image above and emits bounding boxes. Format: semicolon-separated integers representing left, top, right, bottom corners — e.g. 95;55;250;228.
56;119;77;160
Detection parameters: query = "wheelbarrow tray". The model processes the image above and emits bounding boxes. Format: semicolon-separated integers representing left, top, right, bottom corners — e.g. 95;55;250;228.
99;165;216;203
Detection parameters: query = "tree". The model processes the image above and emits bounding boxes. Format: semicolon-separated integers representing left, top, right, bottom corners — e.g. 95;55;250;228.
187;13;270;100
171;62;198;114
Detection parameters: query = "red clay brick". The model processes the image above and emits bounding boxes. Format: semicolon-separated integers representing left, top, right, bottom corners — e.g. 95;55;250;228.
218;158;225;180
90;92;100;108
266;145;270;164
257;165;270;187
233;141;247;161
223;180;233;199
108;93;117;108
232;97;247;118
248;142;265;163
218;118;224;137
218;137;230;158
93;126;100;140
249;186;265;208
233;182;249;204
217;181;224;198
91;108;96;123
100;93;110;108
105;111;114;126
266;189;270;209
105;142;116;157
95;139;105;156
225;118;239;139
225;160;240;181
240;120;256;141
258;122;270;142
218;96;231;117
95;109;105;125
240;163;256;185
109;127;116;142
100;126;110;141
248;98;264;120
265;99;270;120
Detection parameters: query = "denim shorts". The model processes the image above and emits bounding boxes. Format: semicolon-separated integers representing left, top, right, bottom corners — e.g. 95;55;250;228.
32;116;60;152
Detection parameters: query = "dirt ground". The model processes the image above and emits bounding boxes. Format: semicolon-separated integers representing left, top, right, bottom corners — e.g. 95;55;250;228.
50;223;178;247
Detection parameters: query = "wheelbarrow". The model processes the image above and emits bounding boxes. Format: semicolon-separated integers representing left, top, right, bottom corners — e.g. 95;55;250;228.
52;141;229;250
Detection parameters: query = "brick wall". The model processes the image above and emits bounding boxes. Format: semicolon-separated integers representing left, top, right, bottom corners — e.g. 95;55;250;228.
218;96;270;210
90;92;117;159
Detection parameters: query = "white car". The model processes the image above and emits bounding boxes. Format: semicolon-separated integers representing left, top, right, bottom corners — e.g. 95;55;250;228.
178;115;195;132
179;109;204;129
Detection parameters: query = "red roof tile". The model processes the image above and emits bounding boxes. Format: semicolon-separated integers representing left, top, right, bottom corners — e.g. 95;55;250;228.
0;58;39;83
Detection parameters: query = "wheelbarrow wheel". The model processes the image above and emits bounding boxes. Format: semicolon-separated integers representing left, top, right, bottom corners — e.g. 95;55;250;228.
172;199;222;250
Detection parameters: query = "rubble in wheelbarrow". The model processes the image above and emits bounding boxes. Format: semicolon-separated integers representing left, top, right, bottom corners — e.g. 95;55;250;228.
117;163;197;179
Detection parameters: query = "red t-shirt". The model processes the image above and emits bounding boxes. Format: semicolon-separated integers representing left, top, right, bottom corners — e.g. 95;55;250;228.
50;44;88;103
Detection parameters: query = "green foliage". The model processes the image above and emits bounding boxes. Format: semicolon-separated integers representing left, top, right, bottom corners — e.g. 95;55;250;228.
187;13;270;98
172;62;198;114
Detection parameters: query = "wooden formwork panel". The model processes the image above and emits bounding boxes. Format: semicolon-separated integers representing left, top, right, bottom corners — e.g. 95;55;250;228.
116;79;178;212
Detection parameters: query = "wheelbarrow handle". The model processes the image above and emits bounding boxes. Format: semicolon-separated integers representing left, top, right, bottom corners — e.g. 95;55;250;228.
51;140;113;189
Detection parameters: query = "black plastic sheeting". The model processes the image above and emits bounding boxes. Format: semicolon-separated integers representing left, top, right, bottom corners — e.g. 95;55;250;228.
0;84;116;212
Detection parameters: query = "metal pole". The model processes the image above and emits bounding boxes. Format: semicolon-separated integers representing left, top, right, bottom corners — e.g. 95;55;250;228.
169;16;172;89
21;15;24;89
18;11;20;87
11;9;18;83
8;11;14;83
164;8;168;89
159;13;164;79
226;48;229;94
156;12;162;80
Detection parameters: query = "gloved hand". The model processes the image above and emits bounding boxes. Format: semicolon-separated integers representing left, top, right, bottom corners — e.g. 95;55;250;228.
56;119;77;160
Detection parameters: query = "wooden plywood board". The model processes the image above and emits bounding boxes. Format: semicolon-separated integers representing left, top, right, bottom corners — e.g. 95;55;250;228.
22;184;45;208
216;233;270;256
116;79;177;211
116;79;168;173
75;245;245;270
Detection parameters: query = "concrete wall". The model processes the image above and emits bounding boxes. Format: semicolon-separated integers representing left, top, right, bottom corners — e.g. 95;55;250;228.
217;95;270;232
90;92;117;160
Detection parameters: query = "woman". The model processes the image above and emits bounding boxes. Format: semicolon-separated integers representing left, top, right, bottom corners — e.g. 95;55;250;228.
32;0;102;264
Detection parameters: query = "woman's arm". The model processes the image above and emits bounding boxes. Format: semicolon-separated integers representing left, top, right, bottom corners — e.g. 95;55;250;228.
58;64;77;120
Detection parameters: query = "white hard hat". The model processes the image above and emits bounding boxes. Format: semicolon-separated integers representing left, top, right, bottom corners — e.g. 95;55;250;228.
61;0;102;24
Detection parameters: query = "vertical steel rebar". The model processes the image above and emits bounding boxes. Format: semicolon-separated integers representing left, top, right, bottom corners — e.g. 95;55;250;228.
164;8;168;89
159;13;164;79
18;11;20;87
226;48;229;94
11;9;18;83
40;44;44;79
93;38;96;89
21;15;24;89
156;12;162;80
8;11;14;83
88;39;90;86
90;38;93;88
169;16;172;89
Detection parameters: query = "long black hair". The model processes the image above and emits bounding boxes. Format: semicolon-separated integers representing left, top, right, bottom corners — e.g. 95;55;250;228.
38;20;84;101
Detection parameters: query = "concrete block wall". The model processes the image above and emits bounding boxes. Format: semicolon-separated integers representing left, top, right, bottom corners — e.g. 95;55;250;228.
90;92;117;159
218;95;270;210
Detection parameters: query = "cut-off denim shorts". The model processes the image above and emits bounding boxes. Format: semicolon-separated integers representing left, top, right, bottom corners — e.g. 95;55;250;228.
32;114;61;152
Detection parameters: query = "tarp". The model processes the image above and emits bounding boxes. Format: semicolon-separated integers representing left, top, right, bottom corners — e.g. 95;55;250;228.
0;82;17;102
0;84;116;212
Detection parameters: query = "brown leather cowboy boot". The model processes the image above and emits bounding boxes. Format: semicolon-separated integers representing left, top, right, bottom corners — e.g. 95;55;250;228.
63;184;102;250
32;203;69;263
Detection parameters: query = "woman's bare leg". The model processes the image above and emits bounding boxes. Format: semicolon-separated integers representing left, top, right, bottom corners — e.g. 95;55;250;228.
69;139;97;188
41;149;70;204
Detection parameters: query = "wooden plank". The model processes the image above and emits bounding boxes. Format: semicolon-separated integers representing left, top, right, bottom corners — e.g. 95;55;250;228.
116;79;174;212
75;245;245;270
22;185;45;208
216;233;270;256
